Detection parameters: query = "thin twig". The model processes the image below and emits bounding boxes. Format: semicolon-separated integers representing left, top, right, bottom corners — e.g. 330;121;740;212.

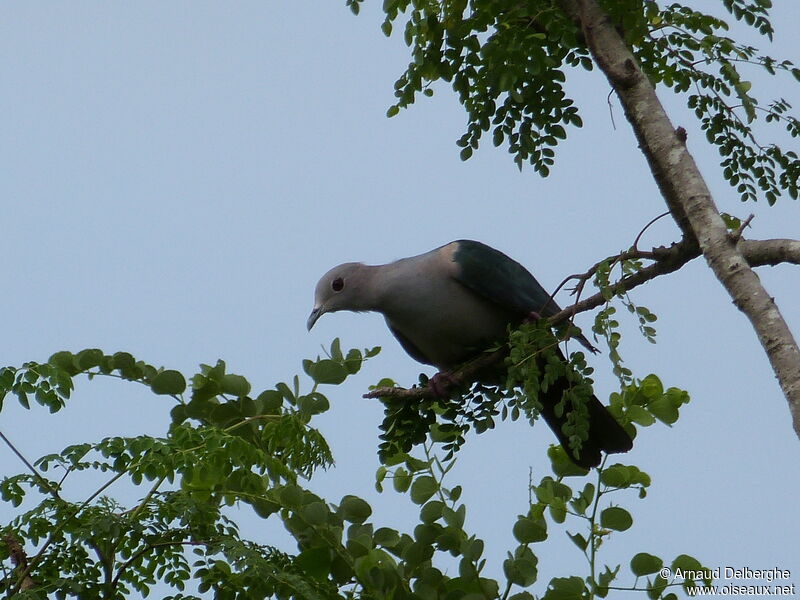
730;213;755;242
632;211;670;251
0;429;61;500
607;89;616;129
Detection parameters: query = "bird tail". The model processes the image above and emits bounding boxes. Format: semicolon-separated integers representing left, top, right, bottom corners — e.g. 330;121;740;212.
538;387;633;470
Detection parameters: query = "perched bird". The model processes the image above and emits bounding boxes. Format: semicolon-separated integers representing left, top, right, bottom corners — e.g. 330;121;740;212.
307;240;632;468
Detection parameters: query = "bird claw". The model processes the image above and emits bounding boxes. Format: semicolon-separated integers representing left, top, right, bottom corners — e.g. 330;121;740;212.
524;311;542;323
428;371;457;398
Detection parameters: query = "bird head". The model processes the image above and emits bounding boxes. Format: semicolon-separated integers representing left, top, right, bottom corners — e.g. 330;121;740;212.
307;262;372;330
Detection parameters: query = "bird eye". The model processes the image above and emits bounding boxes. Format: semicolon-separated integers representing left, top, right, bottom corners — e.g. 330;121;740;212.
331;277;344;292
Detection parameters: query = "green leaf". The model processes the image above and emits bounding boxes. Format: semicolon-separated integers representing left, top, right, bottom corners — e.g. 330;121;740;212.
461;538;484;562
278;484;304;508
329;338;344;361
542;576;588;600
402;540;433;571
435;526;461;553
600;506;633;531
720;212;742;230
301;502;330;526
297;393;330;415
504;556;538;587
413;523;440;545
601;464;651;489
304;359;348;385
420;500;444;523
339;495;372;524
648;573;669;599
447;485;462;501
257;389;283;412
640;374;663;398
49;351;78;375
404;455;430;472
630;552;663;576
296;546;332;581
512;517;547;543
374;527;401;548
549;500;567;524
375;465;387;492
151;370;186;395
442;505;465;528
568;532;588;551
648;396;679;425
597;565;620;598
671;554;703;573
220;374;250;397
410;476;438;505
547;446;590;477
343;348;364;374
76;348;103;370
393;467;412;493
626;405;656;426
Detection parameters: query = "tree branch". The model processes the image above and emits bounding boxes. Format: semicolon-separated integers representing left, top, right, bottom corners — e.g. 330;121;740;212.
3;534;36;591
0;429;61;501
560;0;800;437
740;238;800;267
364;348;506;399
549;239;698;324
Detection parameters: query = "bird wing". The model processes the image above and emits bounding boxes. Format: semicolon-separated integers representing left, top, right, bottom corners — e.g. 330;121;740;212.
450;240;596;352
450;239;561;318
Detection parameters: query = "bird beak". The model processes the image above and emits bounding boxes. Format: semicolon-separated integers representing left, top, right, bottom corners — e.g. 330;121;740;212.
307;306;324;331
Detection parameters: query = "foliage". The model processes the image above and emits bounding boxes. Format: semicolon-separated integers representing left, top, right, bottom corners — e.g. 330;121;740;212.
0;0;792;597
349;0;799;203
1;338;702;599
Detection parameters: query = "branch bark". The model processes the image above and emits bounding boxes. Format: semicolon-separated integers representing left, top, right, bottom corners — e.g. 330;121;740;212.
741;238;800;267
560;0;800;436
550;237;800;324
3;534;36;591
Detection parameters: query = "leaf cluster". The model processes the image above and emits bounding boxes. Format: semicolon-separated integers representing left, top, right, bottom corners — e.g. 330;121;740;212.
0;342;376;598
522;447;711;600
591;257;660;386
375;317;687;471
623;0;800;203
354;0;799;203
0;338;697;599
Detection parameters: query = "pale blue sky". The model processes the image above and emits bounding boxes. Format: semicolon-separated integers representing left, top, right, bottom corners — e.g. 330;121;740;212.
1;1;798;594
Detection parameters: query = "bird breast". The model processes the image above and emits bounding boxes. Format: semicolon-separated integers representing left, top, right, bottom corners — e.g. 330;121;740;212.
381;273;516;370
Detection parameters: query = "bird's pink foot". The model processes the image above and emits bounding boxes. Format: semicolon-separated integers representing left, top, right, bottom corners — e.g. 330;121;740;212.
428;371;458;397
524;311;542;323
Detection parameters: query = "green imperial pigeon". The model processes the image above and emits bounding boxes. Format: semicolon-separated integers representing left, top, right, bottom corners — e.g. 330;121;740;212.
307;239;632;468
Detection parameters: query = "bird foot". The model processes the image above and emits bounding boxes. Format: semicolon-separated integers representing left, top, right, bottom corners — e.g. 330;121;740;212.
524;311;542;323
428;371;458;398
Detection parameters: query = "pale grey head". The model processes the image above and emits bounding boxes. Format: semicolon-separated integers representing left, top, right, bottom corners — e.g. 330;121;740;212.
307;262;377;331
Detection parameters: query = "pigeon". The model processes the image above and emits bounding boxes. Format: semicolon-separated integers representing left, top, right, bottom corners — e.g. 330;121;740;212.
308;239;632;467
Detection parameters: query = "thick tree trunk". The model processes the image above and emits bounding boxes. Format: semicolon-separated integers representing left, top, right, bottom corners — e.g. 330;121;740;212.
561;0;800;436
